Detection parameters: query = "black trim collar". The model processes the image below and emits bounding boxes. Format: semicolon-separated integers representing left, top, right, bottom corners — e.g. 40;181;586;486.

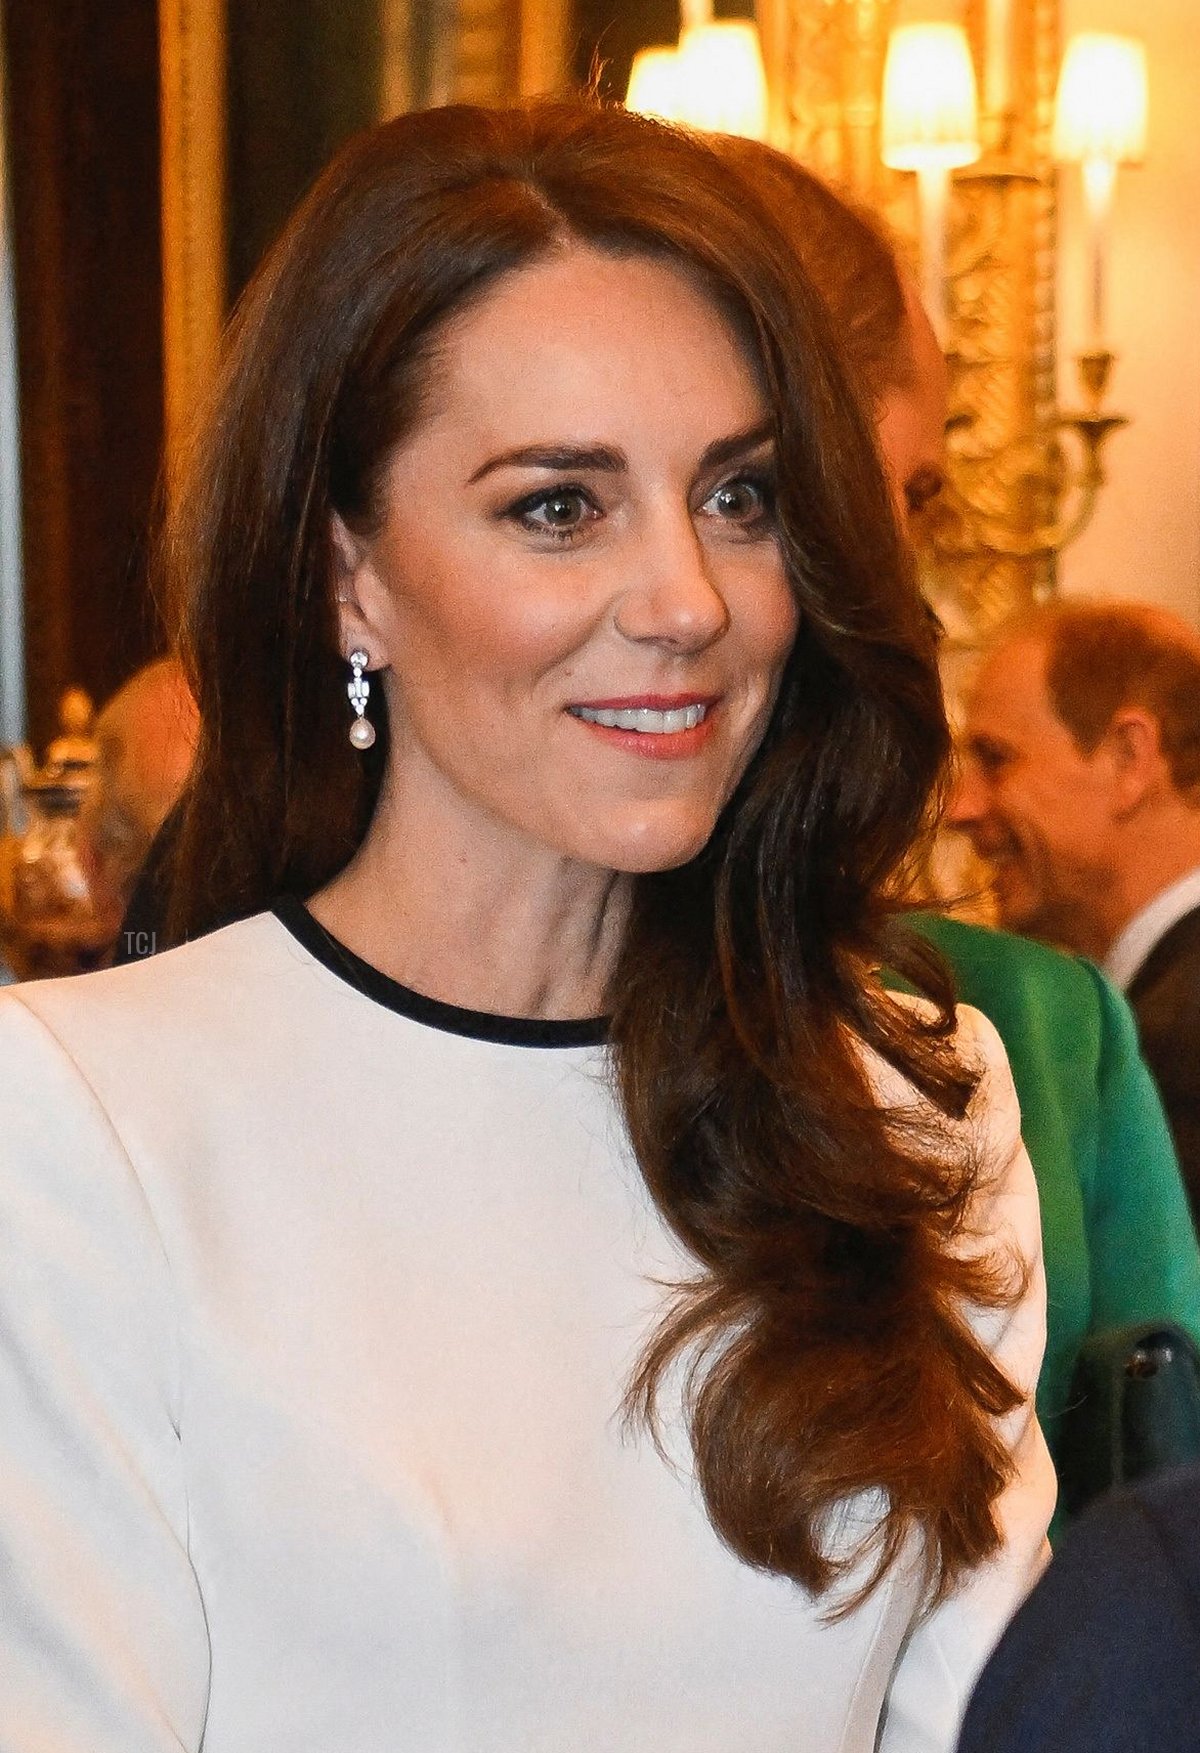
271;895;610;1049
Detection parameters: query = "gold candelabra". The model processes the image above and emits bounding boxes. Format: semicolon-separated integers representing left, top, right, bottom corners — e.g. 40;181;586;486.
757;0;1141;646
929;344;1128;587
924;113;1130;618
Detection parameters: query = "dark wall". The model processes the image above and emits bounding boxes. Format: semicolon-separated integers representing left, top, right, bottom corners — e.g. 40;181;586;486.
4;0;164;753
1;0;382;755
225;0;382;302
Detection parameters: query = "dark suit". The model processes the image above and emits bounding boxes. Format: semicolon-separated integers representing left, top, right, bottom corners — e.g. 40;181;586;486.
1128;904;1200;1232
957;1464;1200;1753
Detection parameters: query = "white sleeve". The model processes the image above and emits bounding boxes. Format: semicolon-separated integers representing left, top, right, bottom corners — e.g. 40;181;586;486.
879;1005;1056;1753
0;993;211;1751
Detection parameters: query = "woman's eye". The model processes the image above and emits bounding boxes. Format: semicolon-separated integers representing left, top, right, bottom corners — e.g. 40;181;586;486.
703;473;775;529
508;486;598;540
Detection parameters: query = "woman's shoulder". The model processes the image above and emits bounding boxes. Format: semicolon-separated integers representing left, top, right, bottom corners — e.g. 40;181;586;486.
0;911;300;1065
0;910;342;1202
876;988;1020;1131
874;990;1035;1247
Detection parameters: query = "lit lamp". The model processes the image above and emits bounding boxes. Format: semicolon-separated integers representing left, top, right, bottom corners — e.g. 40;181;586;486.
625;4;768;141
881;24;981;345
1054;33;1147;373
983;0;1012;118
674;20;768;138
625;46;682;124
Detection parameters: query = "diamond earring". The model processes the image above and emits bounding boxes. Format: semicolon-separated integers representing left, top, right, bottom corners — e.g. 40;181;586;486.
347;649;376;750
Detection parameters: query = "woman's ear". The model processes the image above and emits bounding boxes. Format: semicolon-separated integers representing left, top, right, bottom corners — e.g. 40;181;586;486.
330;513;389;669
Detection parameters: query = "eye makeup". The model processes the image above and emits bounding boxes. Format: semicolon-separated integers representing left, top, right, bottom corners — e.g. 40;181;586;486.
501;484;602;543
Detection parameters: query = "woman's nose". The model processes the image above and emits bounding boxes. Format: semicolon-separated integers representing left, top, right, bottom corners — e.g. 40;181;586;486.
612;516;731;653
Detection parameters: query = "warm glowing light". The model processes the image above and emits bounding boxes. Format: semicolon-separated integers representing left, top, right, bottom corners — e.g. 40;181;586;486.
881;24;981;172
984;0;1012;116
625;46;682;124
674;21;769;140
881;25;980;347
1053;34;1148;166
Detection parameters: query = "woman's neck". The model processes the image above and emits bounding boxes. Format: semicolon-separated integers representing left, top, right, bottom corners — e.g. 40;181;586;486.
307;786;630;1021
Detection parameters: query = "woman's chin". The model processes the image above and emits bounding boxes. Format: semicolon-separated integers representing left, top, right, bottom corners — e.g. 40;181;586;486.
573;806;720;876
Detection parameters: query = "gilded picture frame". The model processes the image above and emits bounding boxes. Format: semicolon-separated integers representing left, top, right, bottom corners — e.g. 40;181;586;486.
159;0;228;477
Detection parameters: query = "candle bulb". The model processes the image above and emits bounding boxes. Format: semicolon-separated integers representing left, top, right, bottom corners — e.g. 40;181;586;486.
1081;156;1116;351
917;165;951;345
984;0;1012;117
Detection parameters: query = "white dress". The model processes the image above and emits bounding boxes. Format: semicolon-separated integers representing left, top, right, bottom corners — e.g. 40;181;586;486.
0;901;1053;1753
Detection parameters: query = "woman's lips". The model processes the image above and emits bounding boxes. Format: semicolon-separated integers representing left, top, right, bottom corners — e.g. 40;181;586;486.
565;695;719;759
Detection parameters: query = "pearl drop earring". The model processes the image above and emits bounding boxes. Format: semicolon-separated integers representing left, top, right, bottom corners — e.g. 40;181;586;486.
347;649;376;750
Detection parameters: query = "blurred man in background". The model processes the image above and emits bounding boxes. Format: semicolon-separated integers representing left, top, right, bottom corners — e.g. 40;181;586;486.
77;657;198;959
950;600;1200;1221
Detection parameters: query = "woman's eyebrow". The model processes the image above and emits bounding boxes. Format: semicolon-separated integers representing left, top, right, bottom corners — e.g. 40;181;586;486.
467;419;776;487
698;420;775;471
468;443;626;483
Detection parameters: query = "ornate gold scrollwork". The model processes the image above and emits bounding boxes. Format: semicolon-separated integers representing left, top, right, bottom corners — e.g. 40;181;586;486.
761;0;1127;648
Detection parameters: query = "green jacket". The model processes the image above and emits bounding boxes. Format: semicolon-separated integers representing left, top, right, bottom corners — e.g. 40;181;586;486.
897;913;1200;1480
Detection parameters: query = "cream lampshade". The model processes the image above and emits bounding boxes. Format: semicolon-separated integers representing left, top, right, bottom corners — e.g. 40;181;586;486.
625;46;682;124
1054;33;1148;351
625;17;768;142
881;24;981;174
1053;33;1148;167
881;24;981;345
673;20;768;139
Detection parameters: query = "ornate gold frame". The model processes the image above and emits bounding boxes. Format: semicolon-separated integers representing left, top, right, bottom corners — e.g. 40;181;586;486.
160;0;567;481
758;0;1063;644
379;0;568;113
158;0;227;477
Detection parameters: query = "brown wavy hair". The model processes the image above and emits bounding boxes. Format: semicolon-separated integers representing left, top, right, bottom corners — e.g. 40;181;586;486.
714;135;911;406
161;100;1019;1608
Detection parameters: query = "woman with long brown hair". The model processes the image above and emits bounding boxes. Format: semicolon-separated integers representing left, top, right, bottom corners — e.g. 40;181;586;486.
0;102;1050;1751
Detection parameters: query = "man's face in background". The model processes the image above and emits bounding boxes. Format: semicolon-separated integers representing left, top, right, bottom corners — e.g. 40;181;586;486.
948;636;1119;953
